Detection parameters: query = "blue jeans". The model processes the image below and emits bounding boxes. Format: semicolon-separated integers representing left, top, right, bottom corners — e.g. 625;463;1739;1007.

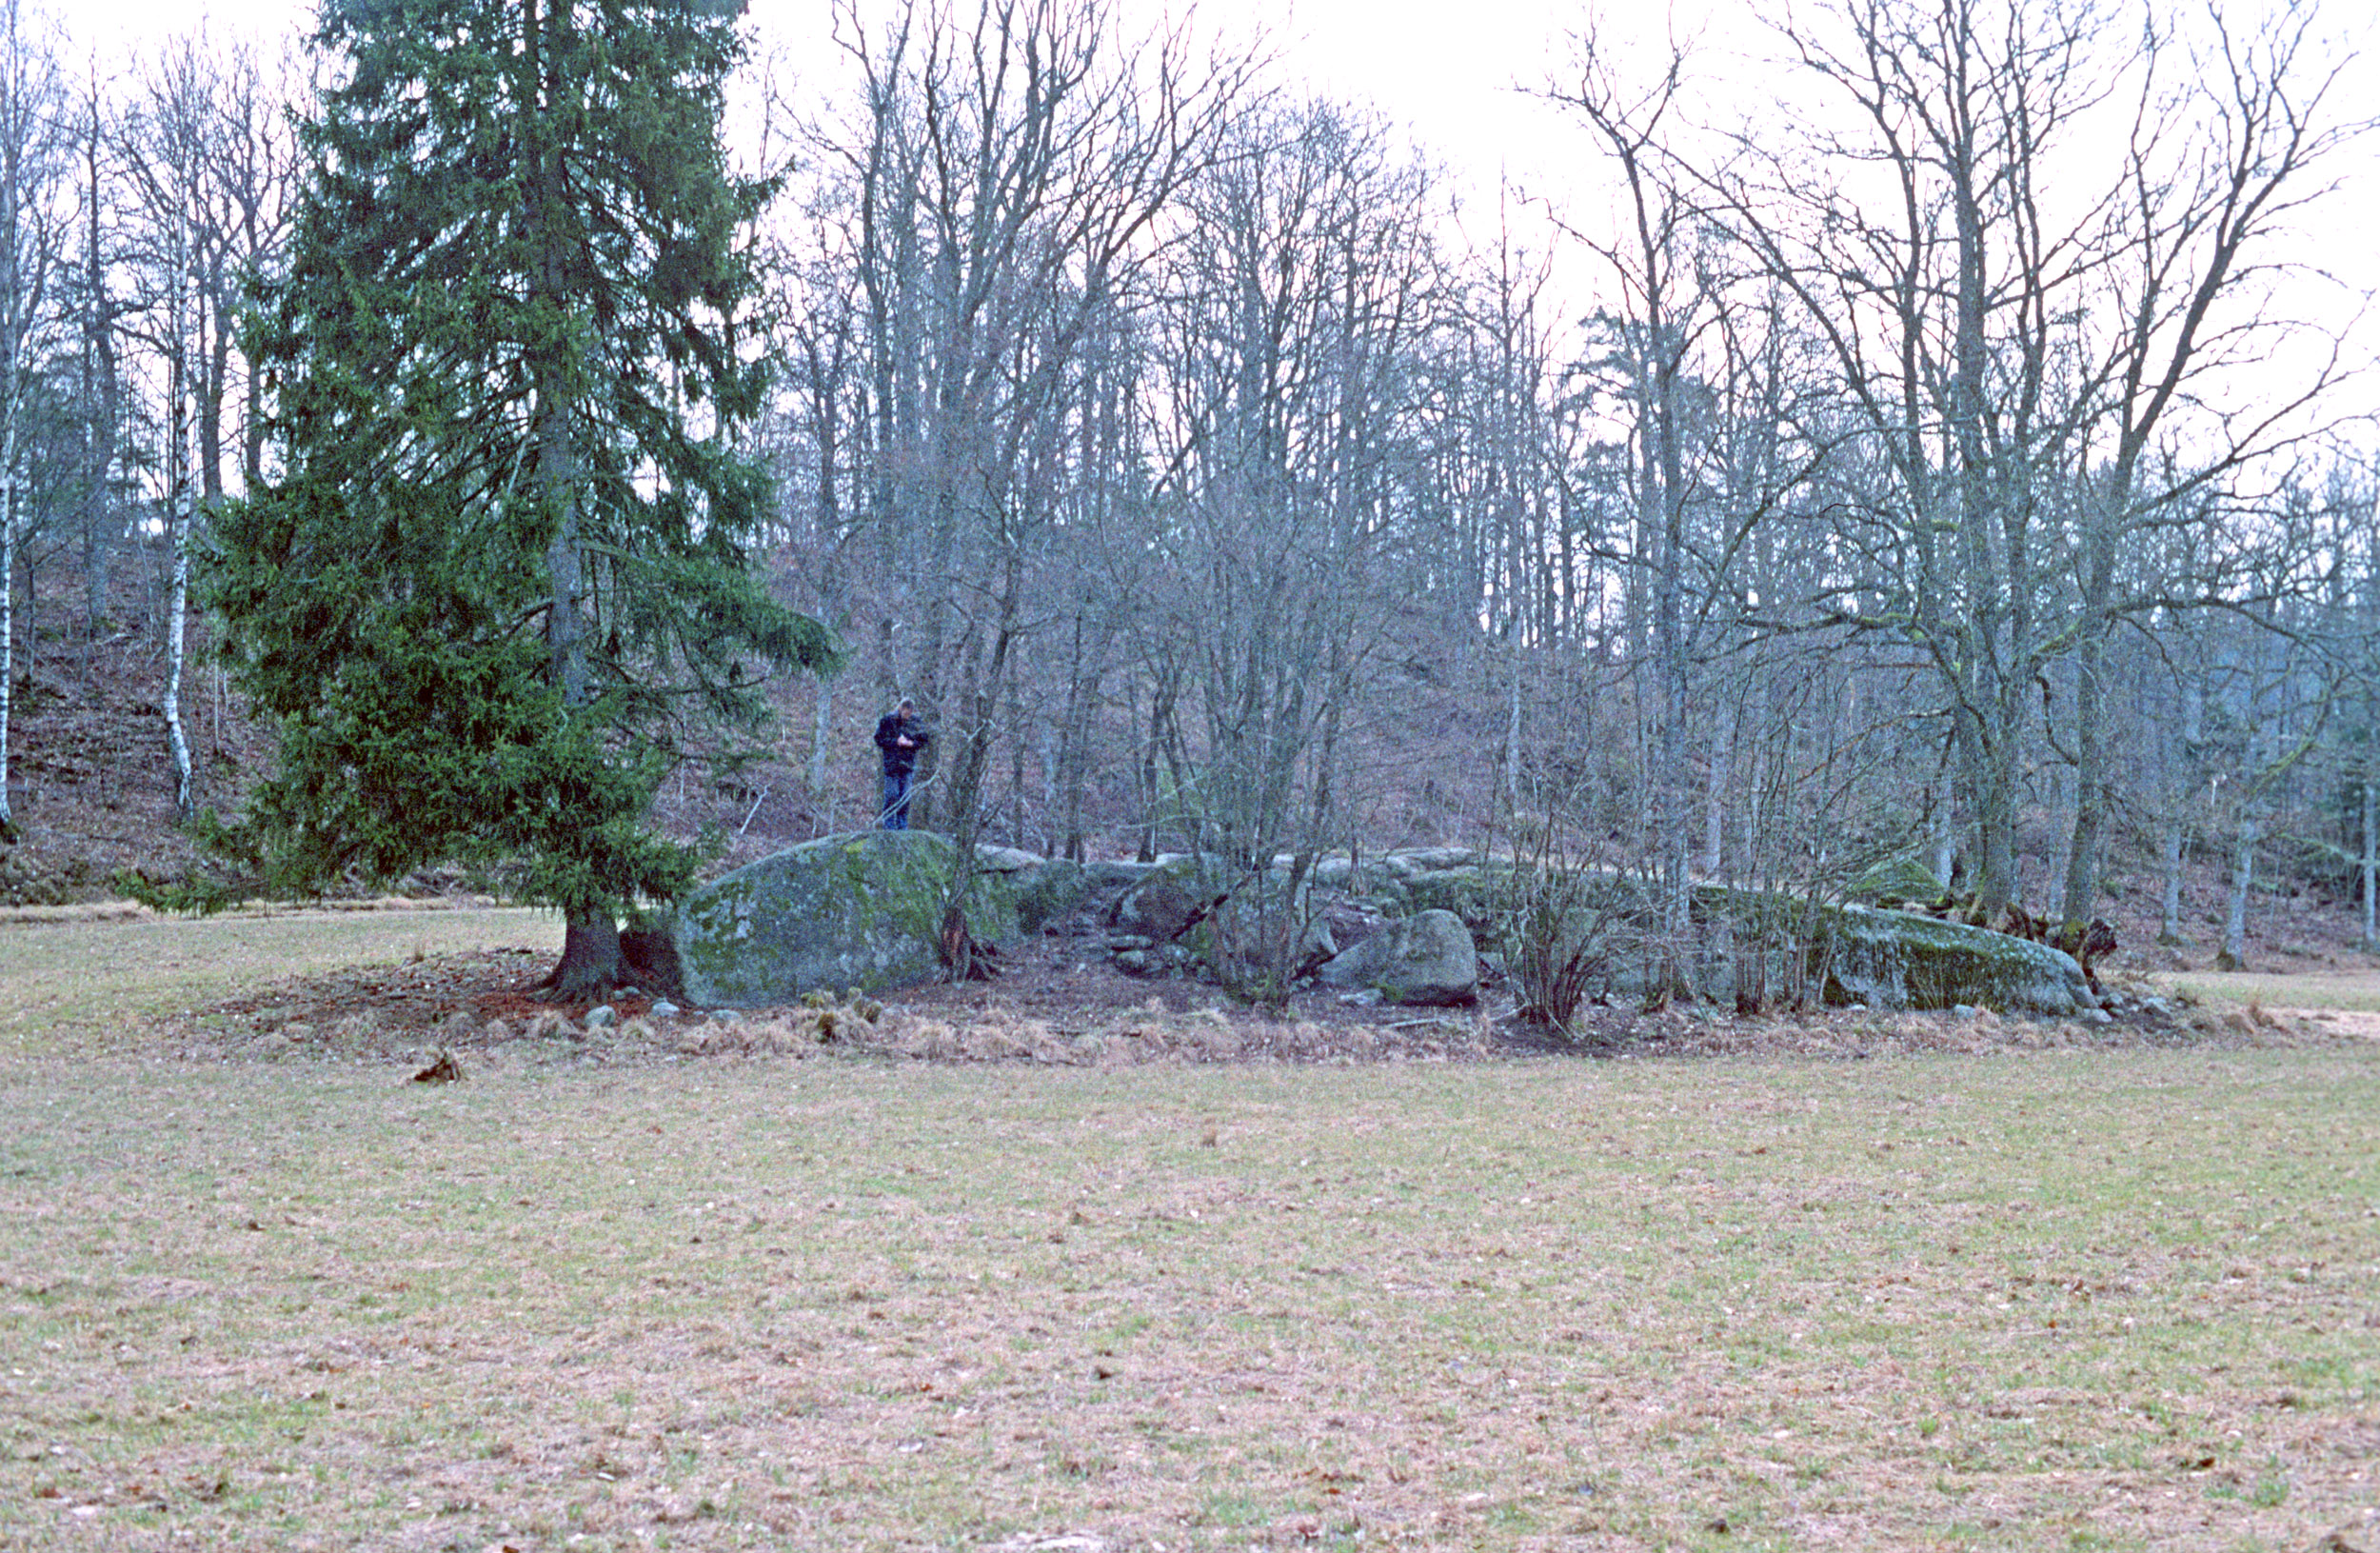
881;770;913;829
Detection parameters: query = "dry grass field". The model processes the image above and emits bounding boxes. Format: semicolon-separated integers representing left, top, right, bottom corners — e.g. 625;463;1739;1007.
0;909;2374;1552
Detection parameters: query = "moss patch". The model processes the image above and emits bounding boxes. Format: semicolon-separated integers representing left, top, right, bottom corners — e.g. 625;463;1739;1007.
669;830;1021;1006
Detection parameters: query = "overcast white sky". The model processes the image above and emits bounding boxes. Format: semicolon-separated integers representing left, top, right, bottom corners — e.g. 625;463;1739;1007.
88;0;1676;212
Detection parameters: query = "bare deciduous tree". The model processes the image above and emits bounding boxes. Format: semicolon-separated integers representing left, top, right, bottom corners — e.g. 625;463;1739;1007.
0;0;69;839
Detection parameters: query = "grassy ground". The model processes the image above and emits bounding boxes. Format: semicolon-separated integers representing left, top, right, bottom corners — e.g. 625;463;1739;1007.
0;906;563;1055
0;914;2374;1552
2152;967;2380;1016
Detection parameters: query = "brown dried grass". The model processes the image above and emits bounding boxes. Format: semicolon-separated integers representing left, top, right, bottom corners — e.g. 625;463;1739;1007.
2;911;2375;1550
1;1045;2373;1551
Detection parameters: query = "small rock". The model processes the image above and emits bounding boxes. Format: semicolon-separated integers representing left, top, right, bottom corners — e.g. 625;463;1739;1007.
1338;987;1384;1006
1951;1004;1979;1019
649;1001;680;1020
2082;1007;2113;1025
1112;949;1152;975
585;1004;618;1030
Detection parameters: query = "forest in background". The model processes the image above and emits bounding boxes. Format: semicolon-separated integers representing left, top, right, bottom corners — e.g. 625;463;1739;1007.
2;0;2376;981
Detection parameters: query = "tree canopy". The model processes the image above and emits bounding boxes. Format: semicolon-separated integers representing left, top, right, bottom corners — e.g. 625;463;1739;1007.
206;0;835;992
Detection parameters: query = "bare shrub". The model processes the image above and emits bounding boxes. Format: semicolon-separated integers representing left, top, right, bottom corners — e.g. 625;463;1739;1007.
1508;870;1636;1036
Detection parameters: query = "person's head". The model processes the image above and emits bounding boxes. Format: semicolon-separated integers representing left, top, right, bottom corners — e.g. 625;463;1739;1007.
895;697;916;716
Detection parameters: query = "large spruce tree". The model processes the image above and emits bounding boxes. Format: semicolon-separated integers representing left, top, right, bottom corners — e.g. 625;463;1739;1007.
210;0;833;994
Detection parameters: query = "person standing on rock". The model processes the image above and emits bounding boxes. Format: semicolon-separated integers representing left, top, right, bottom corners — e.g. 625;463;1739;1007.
874;697;930;830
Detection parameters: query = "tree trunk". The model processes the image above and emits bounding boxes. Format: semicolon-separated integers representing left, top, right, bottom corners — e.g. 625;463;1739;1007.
2060;626;2109;928
526;0;587;713
806;673;832;819
1137;667;1178;864
82;93;115;641
1502;646;1522;820
1652;346;1693;1001
1703;698;1732;878
545;908;624;1001
2158;815;2186;946
1952;707;2018;921
2361;778;2375;951
1006;670;1025;846
1057;614;1097;864
164;346;196;822
165;501;194;821
0;468;13;839
936;551;1020;982
905;489;960;832
2217;812;2256;971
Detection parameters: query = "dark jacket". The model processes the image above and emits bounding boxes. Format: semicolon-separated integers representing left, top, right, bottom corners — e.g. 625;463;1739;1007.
874;712;929;776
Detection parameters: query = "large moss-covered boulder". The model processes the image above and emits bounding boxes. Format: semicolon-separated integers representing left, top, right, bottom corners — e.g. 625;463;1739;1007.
670;830;1020;1007
1815;905;2092;1014
1317;908;1479;1005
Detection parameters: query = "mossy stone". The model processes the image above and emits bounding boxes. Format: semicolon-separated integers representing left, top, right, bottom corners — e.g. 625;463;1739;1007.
1015;858;1088;932
668;829;1020;1007
1813;905;2089;1014
1849;852;1949;905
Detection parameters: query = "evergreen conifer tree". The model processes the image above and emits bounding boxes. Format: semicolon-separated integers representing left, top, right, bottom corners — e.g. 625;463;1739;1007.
208;0;833;995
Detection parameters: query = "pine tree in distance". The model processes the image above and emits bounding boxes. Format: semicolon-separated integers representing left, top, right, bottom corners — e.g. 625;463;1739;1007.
205;0;835;996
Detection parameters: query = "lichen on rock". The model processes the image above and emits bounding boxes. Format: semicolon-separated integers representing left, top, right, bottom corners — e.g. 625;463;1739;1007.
1317;908;1478;1006
1814;905;2092;1015
667;829;1021;1007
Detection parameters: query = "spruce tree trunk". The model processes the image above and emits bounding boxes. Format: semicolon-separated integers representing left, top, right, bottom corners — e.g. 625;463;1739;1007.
545;909;623;1001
